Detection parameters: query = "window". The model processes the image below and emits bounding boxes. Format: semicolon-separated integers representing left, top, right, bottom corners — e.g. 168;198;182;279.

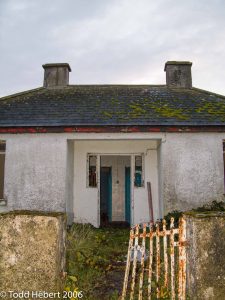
0;140;6;199
134;155;144;187
88;155;97;187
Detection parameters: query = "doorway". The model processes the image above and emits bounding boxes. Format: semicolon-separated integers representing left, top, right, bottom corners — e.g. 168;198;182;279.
100;155;131;227
100;167;112;226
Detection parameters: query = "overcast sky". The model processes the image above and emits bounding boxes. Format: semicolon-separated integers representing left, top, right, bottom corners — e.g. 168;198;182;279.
0;0;225;97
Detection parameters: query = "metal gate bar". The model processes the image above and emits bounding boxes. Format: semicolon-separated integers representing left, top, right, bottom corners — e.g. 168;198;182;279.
121;217;187;300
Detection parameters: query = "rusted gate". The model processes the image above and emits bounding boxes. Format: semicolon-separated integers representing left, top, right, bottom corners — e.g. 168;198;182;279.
121;217;186;300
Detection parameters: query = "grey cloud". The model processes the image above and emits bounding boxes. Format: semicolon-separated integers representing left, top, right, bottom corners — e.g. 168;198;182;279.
0;0;225;96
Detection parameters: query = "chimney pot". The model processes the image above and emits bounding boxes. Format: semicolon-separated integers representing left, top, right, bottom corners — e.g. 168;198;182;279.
164;61;192;88
42;63;71;88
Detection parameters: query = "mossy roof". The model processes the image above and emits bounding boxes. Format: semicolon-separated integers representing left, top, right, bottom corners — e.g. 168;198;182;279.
0;85;225;126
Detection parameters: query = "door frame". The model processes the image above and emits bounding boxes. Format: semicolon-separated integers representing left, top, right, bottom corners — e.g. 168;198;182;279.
95;153;142;227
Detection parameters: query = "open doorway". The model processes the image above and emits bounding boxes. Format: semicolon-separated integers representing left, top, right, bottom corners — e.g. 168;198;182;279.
100;155;131;227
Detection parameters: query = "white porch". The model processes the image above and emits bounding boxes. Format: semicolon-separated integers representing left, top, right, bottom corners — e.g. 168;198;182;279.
73;140;161;227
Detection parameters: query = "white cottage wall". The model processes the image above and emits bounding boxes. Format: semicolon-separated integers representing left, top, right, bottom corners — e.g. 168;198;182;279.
133;149;159;224
162;132;225;213
66;140;74;223
0;132;224;225
1;134;67;212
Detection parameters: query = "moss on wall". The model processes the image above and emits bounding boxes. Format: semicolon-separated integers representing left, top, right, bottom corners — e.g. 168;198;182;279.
185;213;225;299
0;212;66;297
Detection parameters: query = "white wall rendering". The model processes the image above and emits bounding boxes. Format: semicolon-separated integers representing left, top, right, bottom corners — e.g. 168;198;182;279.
0;131;224;227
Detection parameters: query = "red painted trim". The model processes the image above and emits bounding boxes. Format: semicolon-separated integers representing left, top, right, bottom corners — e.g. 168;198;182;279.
0;127;47;134
0;126;225;134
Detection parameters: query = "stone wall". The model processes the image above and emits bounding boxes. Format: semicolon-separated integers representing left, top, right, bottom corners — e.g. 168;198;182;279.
185;212;225;300
0;211;66;298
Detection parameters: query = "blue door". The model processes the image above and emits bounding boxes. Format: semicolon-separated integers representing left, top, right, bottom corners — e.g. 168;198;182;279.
100;167;112;225
125;167;131;224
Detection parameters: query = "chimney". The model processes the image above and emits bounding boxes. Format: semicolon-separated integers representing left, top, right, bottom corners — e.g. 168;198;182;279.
42;63;71;88
164;61;192;88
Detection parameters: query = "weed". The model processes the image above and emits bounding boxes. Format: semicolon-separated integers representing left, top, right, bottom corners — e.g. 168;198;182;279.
65;224;129;300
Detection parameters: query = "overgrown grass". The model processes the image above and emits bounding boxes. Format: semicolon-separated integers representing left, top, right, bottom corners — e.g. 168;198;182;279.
64;201;225;299
65;224;129;300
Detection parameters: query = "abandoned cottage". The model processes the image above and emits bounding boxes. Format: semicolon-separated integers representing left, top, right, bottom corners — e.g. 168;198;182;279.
0;61;224;227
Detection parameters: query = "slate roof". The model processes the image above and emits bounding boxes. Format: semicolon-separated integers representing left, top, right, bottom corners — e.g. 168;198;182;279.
0;85;225;127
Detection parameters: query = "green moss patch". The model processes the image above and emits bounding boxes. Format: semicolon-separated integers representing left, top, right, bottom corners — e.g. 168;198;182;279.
164;200;225;225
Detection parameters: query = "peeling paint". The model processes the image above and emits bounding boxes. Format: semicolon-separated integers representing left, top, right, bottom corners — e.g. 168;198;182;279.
0;125;224;134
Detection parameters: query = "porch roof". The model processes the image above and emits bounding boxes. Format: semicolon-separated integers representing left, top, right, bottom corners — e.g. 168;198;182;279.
0;85;225;127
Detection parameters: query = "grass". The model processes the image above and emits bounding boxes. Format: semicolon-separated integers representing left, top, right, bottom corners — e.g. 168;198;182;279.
64;201;225;299
65;223;178;300
65;224;130;300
